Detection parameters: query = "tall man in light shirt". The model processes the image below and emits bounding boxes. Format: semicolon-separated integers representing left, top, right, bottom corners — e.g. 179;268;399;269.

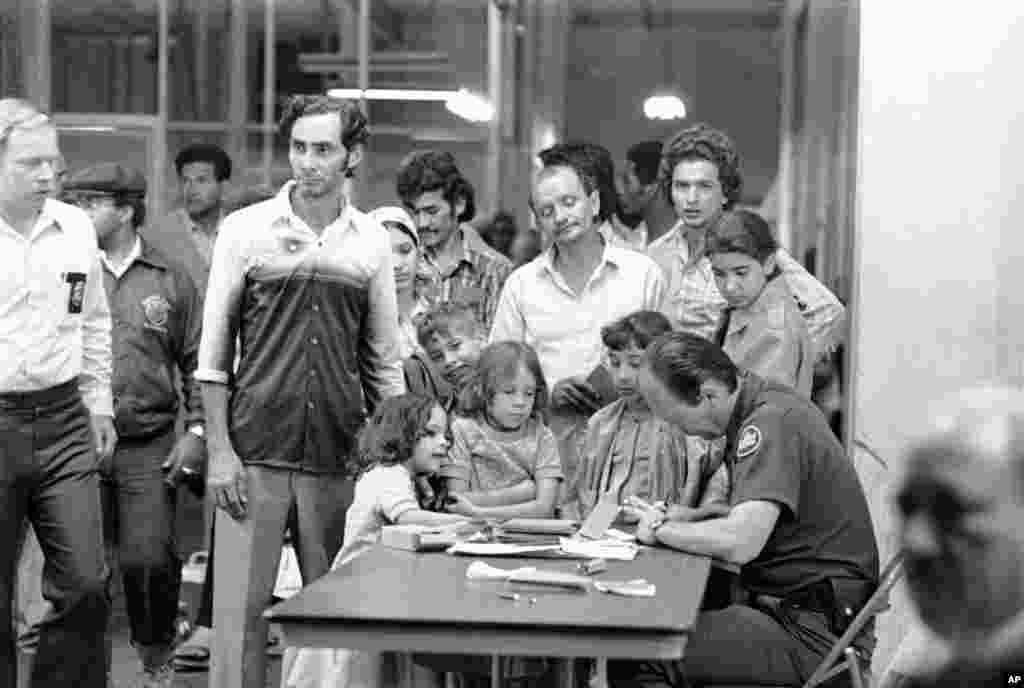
0;98;115;688
197;95;405;688
490;151;665;485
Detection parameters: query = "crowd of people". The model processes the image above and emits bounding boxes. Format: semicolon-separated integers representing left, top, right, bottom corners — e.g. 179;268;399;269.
1;89;1020;688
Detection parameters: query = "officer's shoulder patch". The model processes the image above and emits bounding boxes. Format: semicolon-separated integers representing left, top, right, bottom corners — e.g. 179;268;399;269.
736;425;762;460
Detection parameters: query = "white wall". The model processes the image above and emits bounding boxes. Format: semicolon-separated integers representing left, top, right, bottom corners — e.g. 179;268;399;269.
851;1;1024;674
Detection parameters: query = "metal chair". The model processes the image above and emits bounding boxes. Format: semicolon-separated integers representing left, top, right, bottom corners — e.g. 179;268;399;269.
801;551;906;688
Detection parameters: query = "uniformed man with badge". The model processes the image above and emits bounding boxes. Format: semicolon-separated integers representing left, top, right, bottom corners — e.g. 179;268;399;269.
64;163;205;688
609;331;879;688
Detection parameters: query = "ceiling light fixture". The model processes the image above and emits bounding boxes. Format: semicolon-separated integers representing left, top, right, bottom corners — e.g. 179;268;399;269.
643;1;688;122
444;88;494;123
327;88;457;102
325;87;494;123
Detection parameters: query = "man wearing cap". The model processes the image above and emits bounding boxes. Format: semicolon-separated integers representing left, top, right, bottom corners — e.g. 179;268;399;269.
198;95;404;688
64;162;204;688
0;98;114;688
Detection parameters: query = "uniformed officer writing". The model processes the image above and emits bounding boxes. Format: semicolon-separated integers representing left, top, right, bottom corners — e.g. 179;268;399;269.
609;331;879;688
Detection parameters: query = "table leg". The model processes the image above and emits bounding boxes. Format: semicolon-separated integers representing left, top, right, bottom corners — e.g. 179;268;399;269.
491;655;501;688
560;657;577;688
592;658;607;688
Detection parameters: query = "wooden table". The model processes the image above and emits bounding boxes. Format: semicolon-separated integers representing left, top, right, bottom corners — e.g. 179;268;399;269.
266;545;711;685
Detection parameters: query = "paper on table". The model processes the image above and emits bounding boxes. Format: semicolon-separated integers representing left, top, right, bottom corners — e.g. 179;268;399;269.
465;561;537;581
594;579;656;597
559;537;640;561
448;542;564;557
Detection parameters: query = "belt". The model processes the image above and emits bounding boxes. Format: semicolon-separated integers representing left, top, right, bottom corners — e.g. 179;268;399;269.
0;377;80;409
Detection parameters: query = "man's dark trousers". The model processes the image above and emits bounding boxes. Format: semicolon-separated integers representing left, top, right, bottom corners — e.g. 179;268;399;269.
101;429;181;656
0;379;110;688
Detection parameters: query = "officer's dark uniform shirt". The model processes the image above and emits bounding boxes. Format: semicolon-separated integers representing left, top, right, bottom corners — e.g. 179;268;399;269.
723;371;879;596
102;238;203;439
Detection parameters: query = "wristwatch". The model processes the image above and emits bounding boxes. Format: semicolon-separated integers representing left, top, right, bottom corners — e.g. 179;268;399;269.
187;424;205;439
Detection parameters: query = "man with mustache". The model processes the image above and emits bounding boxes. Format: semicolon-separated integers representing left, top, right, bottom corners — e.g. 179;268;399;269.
197;94;404;688
886;386;1024;687
396;150;512;332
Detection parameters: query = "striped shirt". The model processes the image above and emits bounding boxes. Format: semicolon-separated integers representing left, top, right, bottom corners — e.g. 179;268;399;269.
197;181;405;472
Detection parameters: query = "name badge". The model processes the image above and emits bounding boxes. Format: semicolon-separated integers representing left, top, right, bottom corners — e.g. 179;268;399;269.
65;272;87;314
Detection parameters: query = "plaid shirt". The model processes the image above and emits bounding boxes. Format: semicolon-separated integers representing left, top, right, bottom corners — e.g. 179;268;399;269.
648;221;847;358
420;224;512;331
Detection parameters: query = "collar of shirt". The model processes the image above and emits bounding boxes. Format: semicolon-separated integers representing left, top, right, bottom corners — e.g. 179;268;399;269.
100;235;147;279
726;275;791;336
538;235;621;296
178;207;224;237
0;200;64;243
423;224;486;279
268;180;360;239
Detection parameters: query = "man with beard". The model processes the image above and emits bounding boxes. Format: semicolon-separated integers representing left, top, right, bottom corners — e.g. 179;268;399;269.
197;94;404;688
887;387;1024;687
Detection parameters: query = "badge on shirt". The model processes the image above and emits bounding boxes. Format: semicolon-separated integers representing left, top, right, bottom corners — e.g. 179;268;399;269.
736;425;762;461
65;272;87;314
142;294;171;332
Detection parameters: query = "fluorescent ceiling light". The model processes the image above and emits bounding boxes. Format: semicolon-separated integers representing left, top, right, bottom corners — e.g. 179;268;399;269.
643;93;687;121
327;87;494;123
444;89;494;123
327;88;457;102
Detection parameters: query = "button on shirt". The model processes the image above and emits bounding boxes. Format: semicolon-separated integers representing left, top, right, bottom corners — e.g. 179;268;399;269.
0;199;113;415
420;224;512;331
101;237;203;439
648;221;847;359
197;181;405;473
490;240;666;386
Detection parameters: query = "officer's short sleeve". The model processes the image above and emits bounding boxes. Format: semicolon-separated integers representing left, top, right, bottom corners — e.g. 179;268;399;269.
729;407;801;519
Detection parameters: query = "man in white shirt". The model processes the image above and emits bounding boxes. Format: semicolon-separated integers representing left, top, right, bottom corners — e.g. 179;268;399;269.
490;151;665;485
0;98;115;688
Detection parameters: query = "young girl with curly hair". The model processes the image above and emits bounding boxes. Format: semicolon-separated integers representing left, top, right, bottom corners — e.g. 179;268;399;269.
283;394;466;688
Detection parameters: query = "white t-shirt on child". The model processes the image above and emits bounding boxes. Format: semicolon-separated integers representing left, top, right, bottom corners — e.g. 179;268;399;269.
336;464;420;567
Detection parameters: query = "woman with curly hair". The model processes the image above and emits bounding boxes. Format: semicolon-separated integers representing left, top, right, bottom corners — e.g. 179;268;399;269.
283;393;467;688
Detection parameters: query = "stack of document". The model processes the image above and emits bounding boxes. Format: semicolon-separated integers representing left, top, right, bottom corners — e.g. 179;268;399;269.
559;537;640;561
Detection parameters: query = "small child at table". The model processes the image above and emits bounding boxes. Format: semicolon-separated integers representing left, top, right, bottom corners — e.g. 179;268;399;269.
441;341;563;519
283;394;467;688
564;310;730;523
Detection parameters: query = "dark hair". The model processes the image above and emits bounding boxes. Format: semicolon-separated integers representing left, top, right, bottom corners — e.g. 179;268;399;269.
659;123;742;208
416;301;483;349
478;210;518;259
536;141;618;222
645;332;739;405
626;140;664;186
601;310;673;352
459;341;548;421
355;394;442;474
706;209;778;263
113;193;146;229
278;95;370;152
395;150;476;223
174;143;232;181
